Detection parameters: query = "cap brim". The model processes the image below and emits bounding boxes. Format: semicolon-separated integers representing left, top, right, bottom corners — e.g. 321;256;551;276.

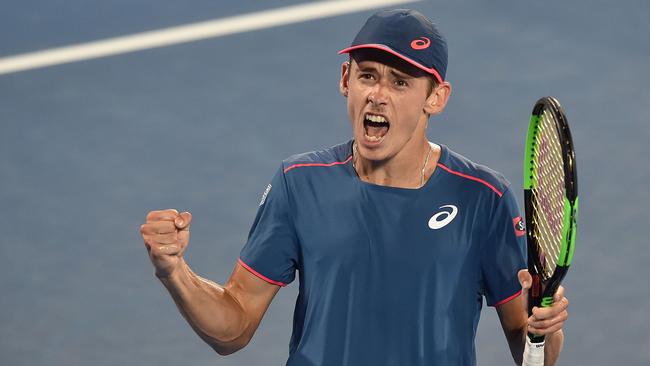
338;44;443;83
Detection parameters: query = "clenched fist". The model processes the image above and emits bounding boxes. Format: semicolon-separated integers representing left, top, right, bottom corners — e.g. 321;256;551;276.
140;209;192;278
517;269;569;336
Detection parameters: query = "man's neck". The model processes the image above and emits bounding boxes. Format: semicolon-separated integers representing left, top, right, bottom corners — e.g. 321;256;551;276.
353;138;440;189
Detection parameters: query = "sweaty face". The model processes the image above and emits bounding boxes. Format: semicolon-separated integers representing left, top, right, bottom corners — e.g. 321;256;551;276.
343;50;434;162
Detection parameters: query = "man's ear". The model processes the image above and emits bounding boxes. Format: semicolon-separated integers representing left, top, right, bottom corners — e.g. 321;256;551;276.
424;81;452;115
340;61;350;97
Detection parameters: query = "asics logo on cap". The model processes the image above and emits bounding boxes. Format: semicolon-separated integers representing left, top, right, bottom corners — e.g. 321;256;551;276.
428;205;458;229
410;37;431;50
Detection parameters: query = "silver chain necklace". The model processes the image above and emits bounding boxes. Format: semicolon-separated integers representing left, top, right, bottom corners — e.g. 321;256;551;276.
353;142;433;188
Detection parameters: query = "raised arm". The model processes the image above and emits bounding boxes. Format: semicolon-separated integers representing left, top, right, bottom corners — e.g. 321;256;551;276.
140;209;280;355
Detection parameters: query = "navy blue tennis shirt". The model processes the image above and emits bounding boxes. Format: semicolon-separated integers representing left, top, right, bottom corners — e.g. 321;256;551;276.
239;140;526;365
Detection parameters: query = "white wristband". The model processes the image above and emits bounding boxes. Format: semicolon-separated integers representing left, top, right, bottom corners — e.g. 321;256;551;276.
522;337;545;366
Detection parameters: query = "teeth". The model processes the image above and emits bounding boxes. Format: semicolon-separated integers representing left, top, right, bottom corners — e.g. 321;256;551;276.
365;114;387;123
365;134;382;142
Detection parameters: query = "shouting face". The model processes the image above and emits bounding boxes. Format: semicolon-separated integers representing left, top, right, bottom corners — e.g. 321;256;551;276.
340;49;451;163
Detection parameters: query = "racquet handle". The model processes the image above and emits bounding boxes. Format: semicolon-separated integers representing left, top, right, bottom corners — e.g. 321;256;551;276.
522;336;545;366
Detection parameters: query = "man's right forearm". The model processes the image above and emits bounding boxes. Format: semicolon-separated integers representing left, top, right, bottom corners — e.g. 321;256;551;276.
158;259;250;355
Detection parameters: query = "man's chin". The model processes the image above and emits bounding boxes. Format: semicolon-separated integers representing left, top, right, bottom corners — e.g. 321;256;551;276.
356;138;393;162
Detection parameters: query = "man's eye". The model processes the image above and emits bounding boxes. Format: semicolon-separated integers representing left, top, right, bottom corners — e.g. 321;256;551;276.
395;80;408;87
360;73;374;80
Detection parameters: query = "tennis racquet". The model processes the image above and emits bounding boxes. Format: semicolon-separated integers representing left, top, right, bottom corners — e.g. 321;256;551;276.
521;97;578;366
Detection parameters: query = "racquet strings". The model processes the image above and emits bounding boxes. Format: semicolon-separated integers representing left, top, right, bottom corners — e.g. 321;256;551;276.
530;109;566;280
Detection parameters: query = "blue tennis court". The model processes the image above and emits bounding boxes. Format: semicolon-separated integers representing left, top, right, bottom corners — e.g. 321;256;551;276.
1;1;648;365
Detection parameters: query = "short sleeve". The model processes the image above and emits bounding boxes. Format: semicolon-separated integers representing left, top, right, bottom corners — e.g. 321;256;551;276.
481;186;527;306
239;165;300;286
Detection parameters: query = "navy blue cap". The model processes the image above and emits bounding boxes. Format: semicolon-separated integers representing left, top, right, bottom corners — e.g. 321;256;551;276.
339;9;447;83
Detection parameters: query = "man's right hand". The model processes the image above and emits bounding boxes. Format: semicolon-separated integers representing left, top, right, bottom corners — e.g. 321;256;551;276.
140;209;192;278
138;208;280;355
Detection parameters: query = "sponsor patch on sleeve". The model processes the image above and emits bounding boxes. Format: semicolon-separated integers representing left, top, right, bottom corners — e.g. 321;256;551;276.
513;216;526;237
259;184;272;206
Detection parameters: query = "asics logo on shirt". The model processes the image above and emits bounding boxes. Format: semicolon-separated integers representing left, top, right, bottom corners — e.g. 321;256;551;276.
428;205;458;229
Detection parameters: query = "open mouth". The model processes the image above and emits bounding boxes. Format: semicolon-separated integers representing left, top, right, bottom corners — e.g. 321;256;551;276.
363;113;390;142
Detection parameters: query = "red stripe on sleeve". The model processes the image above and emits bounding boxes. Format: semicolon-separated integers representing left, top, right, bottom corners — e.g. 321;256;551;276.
493;289;522;307
237;257;287;287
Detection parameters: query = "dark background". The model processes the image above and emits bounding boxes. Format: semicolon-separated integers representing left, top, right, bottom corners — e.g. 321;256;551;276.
2;0;648;364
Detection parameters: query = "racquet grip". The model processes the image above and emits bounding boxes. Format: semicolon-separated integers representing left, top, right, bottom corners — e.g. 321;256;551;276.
522;336;545;366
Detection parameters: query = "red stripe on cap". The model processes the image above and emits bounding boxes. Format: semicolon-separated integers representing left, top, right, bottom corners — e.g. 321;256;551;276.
238;258;287;287
338;44;443;84
283;155;353;173
493;289;522;307
436;163;503;197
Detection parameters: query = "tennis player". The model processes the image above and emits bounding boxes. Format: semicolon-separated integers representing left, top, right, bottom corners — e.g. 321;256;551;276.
140;9;569;365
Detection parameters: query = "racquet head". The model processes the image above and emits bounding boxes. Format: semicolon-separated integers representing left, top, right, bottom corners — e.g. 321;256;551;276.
523;96;578;314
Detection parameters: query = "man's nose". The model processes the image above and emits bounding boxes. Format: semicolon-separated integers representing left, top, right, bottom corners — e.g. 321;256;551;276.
368;83;389;106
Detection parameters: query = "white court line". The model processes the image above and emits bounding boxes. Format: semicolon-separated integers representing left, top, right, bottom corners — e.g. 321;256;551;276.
0;0;420;76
